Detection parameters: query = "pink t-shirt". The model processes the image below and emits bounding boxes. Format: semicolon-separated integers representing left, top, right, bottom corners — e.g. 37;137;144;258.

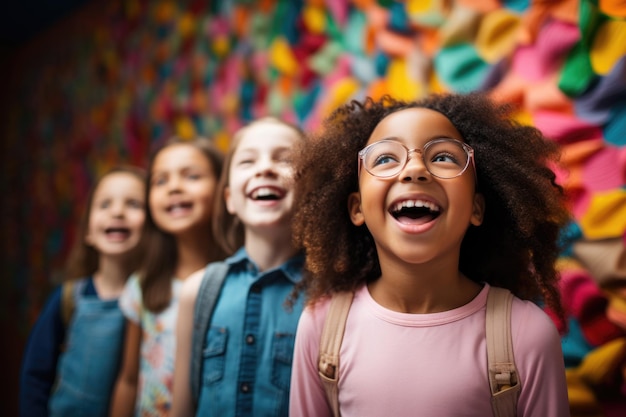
290;284;570;417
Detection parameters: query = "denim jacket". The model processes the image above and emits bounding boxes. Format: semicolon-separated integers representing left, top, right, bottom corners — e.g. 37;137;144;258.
196;248;304;417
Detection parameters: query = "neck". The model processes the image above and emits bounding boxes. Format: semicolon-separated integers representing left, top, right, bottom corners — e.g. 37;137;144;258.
93;256;132;299
369;258;481;314
174;230;221;280
244;226;297;272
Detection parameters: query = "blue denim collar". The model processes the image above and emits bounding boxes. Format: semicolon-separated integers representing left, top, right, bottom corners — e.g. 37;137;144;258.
225;247;304;284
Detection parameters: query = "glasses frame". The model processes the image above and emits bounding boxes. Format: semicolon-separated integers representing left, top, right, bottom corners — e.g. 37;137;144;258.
358;138;476;180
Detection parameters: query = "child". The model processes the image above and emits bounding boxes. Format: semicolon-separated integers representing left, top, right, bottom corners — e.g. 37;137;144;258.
19;166;147;417
289;93;572;416
109;137;225;417
171;117;305;417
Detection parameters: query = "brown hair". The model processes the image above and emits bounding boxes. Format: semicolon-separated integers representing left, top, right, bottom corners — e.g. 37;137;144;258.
212;117;304;255
141;137;225;313
292;93;571;320
64;166;147;280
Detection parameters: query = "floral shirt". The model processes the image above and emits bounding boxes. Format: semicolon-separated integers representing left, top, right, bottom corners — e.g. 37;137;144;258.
119;274;183;417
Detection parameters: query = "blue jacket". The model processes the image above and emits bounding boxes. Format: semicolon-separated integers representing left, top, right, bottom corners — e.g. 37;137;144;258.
195;248;305;417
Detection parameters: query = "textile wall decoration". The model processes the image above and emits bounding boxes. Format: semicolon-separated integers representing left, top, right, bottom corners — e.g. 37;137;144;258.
1;0;625;414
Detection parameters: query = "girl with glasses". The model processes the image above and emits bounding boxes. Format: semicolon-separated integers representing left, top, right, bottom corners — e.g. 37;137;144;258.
289;93;571;416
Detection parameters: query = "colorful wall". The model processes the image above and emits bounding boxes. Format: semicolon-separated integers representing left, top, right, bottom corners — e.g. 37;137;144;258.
2;0;625;414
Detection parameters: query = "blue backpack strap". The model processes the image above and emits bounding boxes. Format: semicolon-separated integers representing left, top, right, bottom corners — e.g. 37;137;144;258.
190;261;230;406
59;278;88;352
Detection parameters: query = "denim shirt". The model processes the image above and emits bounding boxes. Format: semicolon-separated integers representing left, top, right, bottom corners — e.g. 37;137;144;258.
196;248;305;417
48;278;125;417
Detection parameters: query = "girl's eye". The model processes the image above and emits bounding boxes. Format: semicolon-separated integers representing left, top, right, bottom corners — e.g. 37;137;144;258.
431;152;459;165
275;150;293;164
98;199;111;209
373;154;399;166
186;173;201;180
127;199;144;209
151;176;166;186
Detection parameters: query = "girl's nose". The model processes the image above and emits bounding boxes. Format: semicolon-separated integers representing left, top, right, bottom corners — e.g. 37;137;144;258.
167;175;183;192
110;201;125;217
255;157;277;177
400;151;431;182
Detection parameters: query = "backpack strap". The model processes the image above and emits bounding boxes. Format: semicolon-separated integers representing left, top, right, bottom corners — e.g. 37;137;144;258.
318;287;520;417
60;280;76;329
318;291;354;417
486;286;521;417
59;278;88;351
190;261;230;406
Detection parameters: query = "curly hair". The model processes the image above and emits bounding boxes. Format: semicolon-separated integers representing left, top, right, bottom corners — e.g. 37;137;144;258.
292;93;571;319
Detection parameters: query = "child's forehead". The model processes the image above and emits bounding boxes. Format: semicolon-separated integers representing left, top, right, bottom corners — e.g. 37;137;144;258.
236;124;300;150
99;171;144;187
369;107;461;142
154;143;208;165
243;120;299;137
94;172;145;196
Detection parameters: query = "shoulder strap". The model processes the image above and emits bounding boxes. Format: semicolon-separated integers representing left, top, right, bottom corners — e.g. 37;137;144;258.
318;291;354;417
317;287;519;417
190;261;230;406
60;280;76;329
60;279;87;328
59;279;88;352
486;286;521;417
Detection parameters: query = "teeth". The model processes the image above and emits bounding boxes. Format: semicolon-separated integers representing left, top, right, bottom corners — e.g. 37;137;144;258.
255;187;275;198
393;200;440;213
168;202;190;211
251;187;283;199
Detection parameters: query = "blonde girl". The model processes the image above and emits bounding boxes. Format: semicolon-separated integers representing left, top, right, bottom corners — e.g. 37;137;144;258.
20;166;146;417
171;118;305;417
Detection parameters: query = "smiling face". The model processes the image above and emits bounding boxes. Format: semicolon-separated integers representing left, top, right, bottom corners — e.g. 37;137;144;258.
149;143;218;236
85;171;146;258
348;107;485;269
224;120;300;233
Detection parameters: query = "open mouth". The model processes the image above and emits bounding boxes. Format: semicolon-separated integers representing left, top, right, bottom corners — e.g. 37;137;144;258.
390;200;441;224
166;202;193;212
105;227;131;239
249;186;286;201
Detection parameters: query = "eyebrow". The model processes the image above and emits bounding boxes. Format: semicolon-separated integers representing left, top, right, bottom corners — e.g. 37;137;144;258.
374;135;461;144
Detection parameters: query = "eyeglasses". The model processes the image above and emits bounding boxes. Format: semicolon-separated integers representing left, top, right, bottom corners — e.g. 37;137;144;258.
358;138;475;179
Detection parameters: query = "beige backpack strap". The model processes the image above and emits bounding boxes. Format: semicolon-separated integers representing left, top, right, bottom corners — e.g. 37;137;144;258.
486;286;521;417
60;281;76;329
318;291;354;417
59;280;77;352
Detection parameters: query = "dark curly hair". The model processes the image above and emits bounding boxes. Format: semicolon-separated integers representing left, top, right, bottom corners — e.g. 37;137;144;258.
292;93;571;319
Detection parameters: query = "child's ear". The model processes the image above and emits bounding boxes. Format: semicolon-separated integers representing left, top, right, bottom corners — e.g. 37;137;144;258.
470;193;485;226
224;186;236;215
348;192;365;226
